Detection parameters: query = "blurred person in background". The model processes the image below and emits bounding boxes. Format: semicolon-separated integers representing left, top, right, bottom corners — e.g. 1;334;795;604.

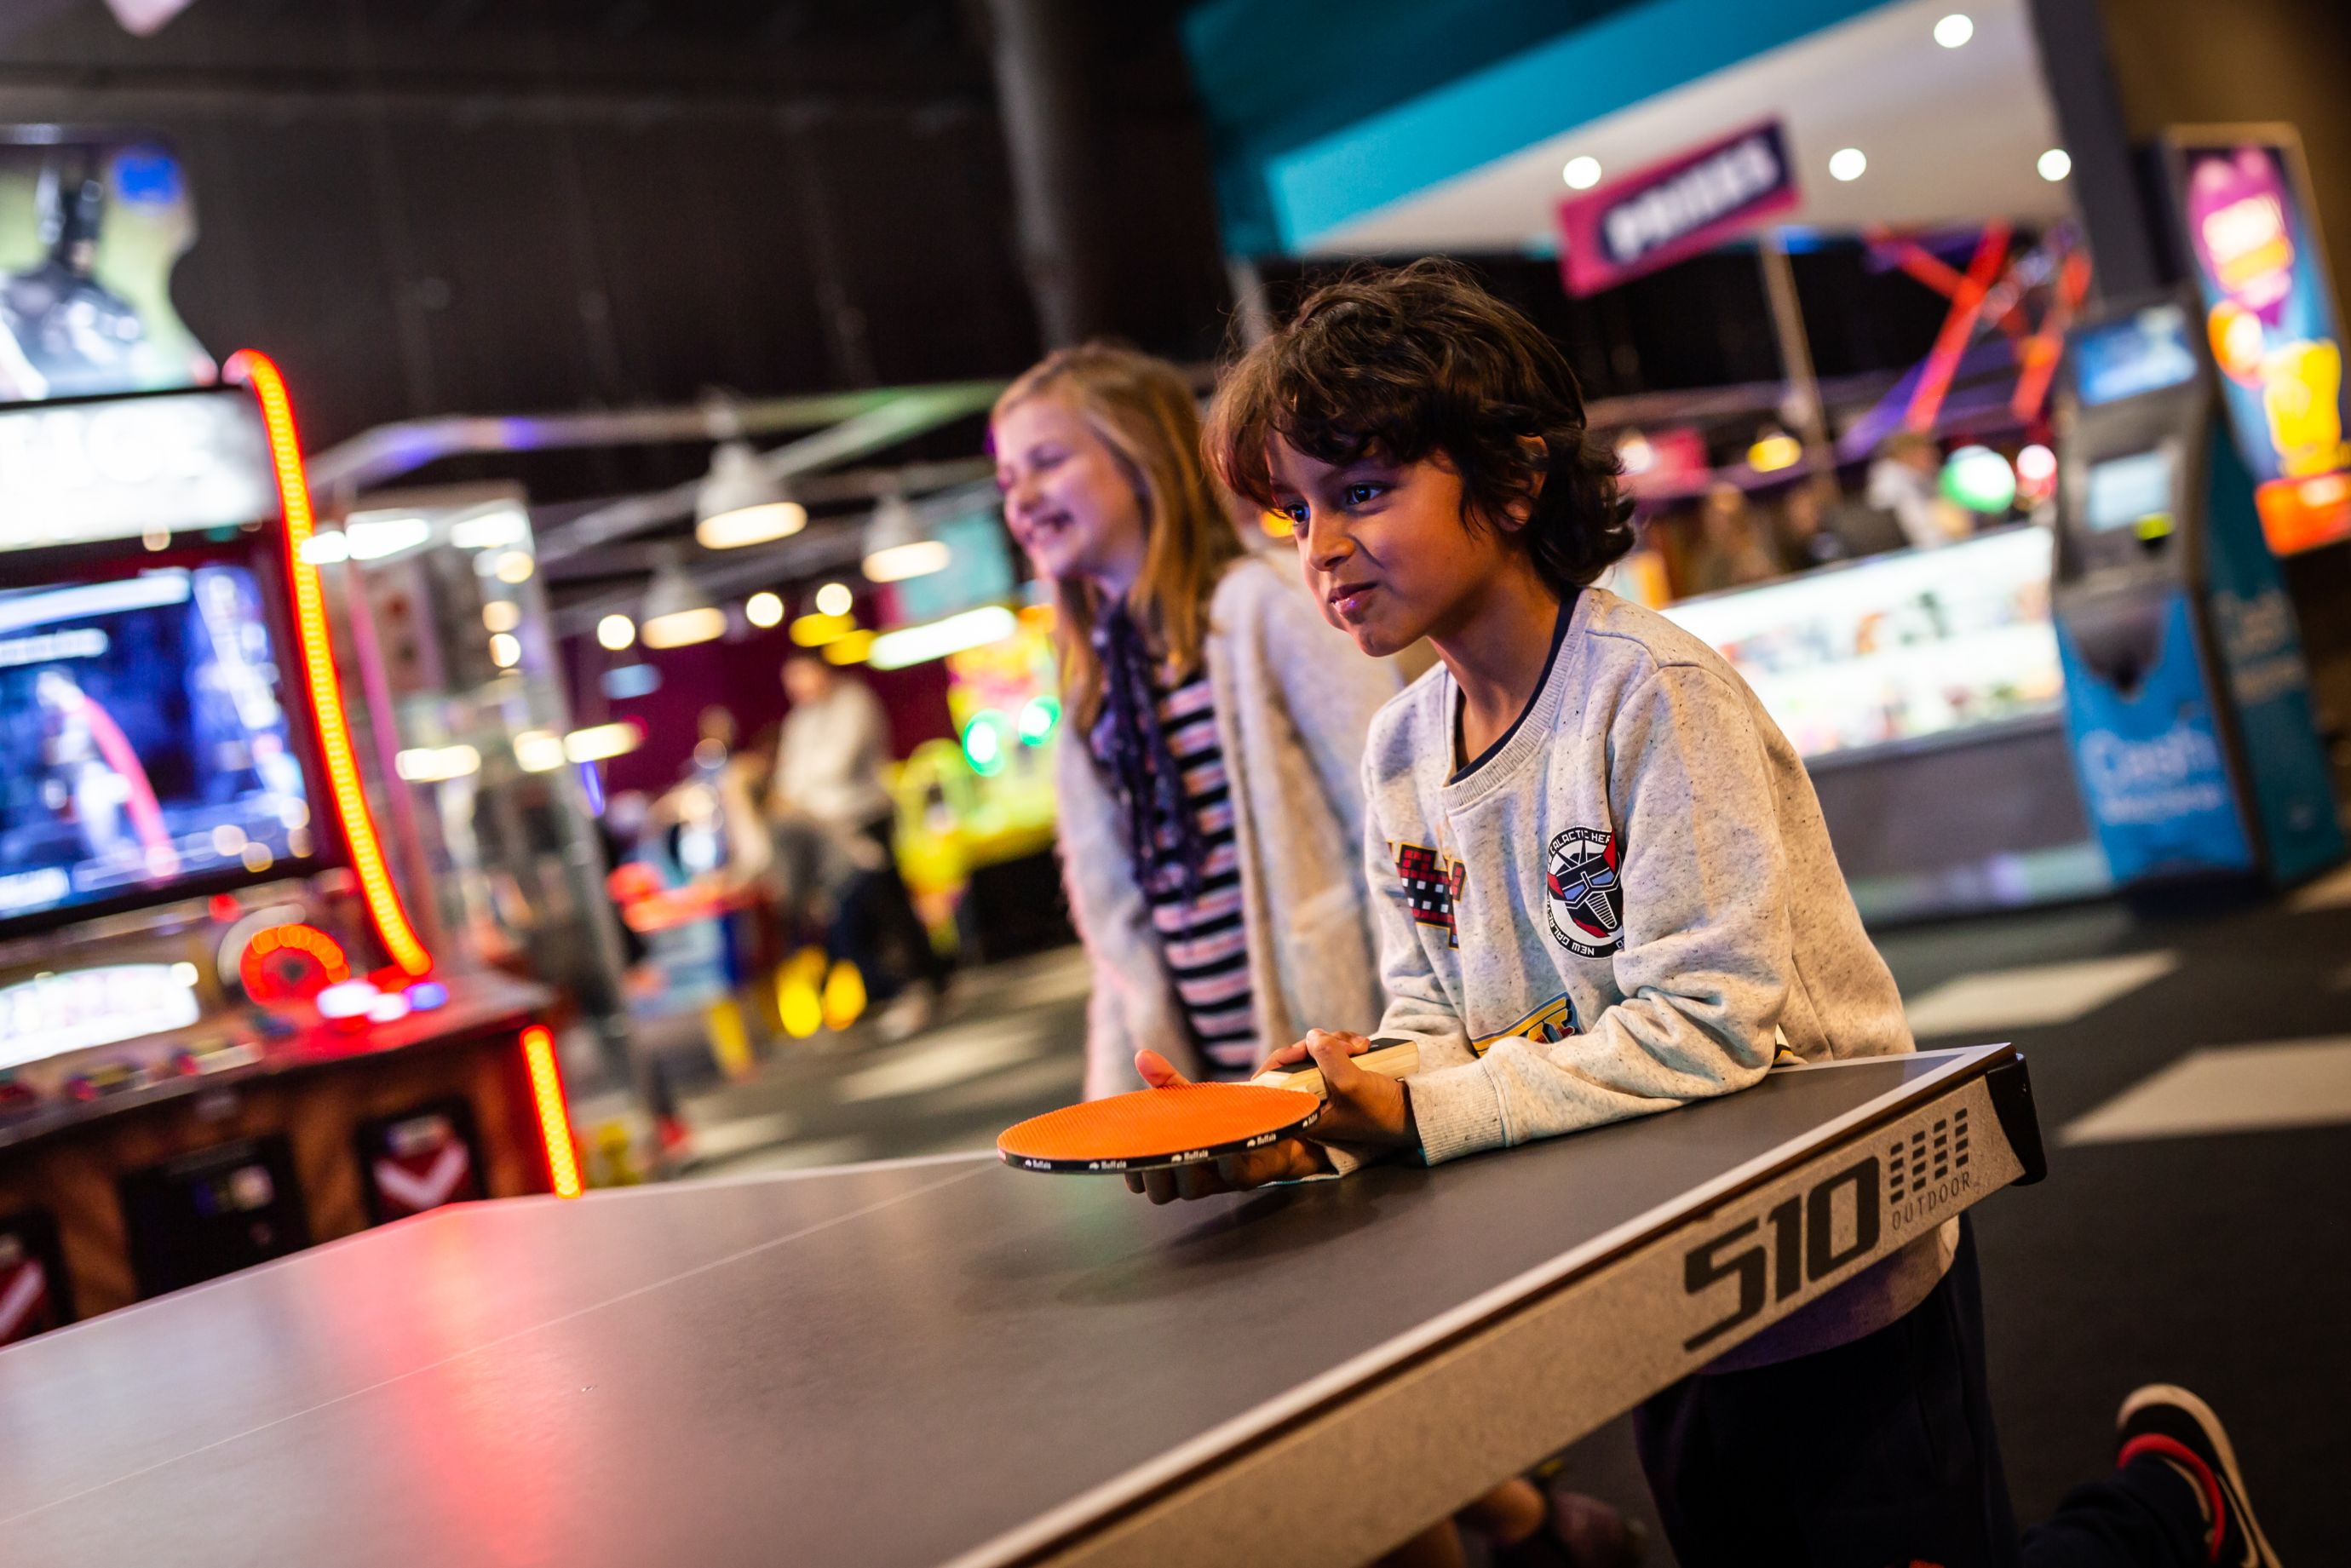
1867;431;1969;550
770;653;950;1038
652;705;769;886
1776;480;1850;571
595;790;654;971
992;342;1400;1098
1684;481;1782;595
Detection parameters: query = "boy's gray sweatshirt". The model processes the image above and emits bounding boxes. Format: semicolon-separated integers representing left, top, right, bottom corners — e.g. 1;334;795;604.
1361;587;1948;1365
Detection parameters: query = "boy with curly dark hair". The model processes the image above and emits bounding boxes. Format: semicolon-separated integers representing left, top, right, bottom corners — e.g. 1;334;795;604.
1124;261;2282;1568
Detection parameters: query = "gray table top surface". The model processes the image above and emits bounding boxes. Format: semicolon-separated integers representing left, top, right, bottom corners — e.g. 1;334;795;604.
0;1047;1997;1567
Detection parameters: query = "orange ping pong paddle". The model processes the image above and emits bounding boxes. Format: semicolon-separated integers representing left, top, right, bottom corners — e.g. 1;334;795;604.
997;1038;1420;1174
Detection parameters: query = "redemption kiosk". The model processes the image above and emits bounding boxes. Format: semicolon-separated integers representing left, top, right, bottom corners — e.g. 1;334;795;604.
2050;296;2344;887
0;356;578;1340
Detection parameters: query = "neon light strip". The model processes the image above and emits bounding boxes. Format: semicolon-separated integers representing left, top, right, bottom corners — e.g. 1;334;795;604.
247;922;352;985
1904;222;2012;435
520;1024;583;1198
226;351;434;979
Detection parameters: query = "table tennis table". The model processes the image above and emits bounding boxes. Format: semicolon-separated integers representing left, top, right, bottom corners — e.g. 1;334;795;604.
0;1042;2040;1567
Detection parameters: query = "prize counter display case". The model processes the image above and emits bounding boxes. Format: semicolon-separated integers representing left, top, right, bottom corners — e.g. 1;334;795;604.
1660;526;2110;919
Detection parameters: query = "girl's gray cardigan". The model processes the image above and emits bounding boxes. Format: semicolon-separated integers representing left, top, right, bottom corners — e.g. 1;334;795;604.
1056;553;1405;1098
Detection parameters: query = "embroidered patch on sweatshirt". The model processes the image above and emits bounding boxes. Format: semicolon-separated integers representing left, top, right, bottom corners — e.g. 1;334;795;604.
1470;991;1580;1054
1544;827;1624;957
1393;841;1467;946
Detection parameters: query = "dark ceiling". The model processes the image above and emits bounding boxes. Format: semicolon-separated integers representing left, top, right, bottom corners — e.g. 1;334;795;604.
1;0;1961;618
0;0;1230;508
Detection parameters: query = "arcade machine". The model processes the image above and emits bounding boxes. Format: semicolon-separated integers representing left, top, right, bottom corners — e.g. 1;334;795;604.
893;603;1066;964
2050;293;2345;888
0;360;579;1342
2162;128;2351;789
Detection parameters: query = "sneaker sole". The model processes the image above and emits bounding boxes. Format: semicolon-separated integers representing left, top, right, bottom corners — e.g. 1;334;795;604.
2118;1383;2281;1566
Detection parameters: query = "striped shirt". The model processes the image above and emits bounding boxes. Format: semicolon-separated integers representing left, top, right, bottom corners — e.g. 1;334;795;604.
1089;669;1257;1076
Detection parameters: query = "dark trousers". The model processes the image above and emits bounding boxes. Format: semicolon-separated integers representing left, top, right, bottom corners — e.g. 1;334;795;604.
831;817;949;998
1635;1218;2204;1568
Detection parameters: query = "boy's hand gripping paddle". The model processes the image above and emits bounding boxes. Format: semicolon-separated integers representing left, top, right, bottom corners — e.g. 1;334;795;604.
997;1039;1419;1174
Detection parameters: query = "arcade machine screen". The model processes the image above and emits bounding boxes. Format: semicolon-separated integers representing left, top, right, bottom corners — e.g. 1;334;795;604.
2085;449;2178;540
2073;303;2199;409
0;560;318;933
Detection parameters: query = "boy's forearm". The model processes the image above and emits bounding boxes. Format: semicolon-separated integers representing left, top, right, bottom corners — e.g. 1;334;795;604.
1403;1058;1509;1165
1406;1002;1774;1164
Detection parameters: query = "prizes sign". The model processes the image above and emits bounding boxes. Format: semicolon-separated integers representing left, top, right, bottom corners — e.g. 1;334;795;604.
2166;129;2351;554
1557;121;1796;297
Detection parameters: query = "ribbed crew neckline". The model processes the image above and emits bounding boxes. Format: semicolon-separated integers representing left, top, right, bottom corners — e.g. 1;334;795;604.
1446;589;1580;794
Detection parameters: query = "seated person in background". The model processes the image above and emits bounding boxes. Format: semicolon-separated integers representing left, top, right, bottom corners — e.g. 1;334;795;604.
1682;480;1781;594
1133;259;2281;1568
1776;478;1849;569
1867;430;1970;550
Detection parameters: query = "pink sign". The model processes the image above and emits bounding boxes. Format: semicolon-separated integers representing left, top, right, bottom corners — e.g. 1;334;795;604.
1617;426;1712;497
1558;120;1797;297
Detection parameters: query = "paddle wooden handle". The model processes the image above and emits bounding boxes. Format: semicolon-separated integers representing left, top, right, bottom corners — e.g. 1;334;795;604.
1248;1037;1420;1097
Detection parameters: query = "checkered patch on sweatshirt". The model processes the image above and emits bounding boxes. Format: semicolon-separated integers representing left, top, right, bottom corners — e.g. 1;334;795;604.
1393;841;1466;947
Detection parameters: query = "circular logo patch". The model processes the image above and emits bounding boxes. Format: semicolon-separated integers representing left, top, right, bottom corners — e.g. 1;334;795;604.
1544;827;1623;957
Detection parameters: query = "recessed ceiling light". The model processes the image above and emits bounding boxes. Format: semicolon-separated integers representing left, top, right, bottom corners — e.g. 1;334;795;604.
1562;155;1602;191
1829;147;1867;182
1933;13;1974;48
597;613;636;652
814;581;854;617
745;590;785;628
2038;147;2072;181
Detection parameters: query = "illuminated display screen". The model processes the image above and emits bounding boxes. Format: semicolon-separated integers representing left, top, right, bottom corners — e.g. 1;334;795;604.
0;564;316;927
2072;305;2199;407
0;391;277;553
2086;449;2178;535
0;963;202;1070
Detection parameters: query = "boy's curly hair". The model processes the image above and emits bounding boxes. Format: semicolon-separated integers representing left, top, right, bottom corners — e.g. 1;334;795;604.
1204;259;1633;592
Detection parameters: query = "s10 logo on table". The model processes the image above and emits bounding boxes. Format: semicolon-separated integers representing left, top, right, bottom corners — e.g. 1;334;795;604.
1677;1111;1980;1355
1680;1157;1881;1353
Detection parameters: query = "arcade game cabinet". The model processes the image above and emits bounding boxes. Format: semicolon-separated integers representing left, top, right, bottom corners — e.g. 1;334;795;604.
0;359;579;1340
2162;128;2351;792
2051;295;2344;888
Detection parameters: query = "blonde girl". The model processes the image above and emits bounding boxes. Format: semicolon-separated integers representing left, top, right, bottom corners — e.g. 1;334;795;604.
991;343;1399;1096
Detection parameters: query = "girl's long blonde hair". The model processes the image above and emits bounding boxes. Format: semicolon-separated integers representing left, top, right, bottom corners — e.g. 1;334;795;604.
993;344;1246;734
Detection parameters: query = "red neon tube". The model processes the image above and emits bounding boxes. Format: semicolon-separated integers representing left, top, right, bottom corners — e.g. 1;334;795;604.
224;350;434;979
520;1025;583;1198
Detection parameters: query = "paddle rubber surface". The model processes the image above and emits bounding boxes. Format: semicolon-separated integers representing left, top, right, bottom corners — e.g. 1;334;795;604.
998;1082;1323;1174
